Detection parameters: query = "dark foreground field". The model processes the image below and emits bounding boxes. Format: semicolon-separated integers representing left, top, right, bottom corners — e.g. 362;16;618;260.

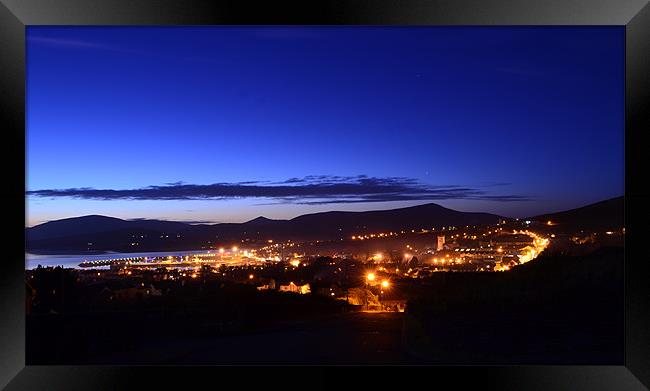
27;247;623;365
95;312;411;365
28;309;413;364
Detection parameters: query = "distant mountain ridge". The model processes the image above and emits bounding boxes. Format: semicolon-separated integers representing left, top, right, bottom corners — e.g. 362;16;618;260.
26;215;194;242
27;197;623;253
26;203;503;253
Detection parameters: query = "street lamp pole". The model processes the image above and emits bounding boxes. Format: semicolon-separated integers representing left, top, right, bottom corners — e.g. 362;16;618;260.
378;286;382;310
365;280;369;310
366;273;375;311
380;280;389;312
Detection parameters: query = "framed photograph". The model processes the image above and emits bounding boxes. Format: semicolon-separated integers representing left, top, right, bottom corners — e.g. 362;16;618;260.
1;0;649;389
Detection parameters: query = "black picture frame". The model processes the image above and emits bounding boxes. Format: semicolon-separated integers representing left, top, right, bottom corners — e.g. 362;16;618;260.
1;0;649;389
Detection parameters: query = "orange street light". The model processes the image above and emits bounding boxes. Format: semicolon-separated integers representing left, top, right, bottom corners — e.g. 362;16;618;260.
381;280;389;288
366;273;375;282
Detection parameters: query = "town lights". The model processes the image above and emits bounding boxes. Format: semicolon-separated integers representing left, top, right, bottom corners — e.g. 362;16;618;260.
366;273;375;282
232;246;238;252
219;248;225;254
381;280;389;288
249;274;254;279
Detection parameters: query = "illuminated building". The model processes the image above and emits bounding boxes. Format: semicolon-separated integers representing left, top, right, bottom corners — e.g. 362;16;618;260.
437;235;445;251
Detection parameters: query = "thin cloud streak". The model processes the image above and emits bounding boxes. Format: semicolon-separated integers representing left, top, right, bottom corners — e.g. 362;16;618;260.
27;36;140;54
27;175;533;204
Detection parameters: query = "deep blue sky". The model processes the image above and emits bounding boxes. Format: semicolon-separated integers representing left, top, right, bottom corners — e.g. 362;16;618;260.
26;27;624;226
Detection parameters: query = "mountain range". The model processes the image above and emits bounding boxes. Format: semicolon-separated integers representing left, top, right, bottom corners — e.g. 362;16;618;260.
26;196;623;254
26;203;502;253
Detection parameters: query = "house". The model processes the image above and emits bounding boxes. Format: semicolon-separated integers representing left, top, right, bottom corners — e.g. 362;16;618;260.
256;278;276;291
346;287;379;307
381;299;407;312
279;282;311;294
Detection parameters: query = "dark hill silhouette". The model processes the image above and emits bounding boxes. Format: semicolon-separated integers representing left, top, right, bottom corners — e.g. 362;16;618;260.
244;216;276;224
26;203;502;253
27;215;133;241
286;203;500;237
27;215;198;242
529;196;623;232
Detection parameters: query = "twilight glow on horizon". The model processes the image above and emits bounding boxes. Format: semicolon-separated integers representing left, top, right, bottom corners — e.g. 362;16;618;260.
26;26;624;227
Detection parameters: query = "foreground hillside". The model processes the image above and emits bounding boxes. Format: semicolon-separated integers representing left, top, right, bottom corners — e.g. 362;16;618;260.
404;246;623;363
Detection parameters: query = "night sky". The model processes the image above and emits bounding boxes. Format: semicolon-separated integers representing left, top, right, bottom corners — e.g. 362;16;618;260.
26;27;624;227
